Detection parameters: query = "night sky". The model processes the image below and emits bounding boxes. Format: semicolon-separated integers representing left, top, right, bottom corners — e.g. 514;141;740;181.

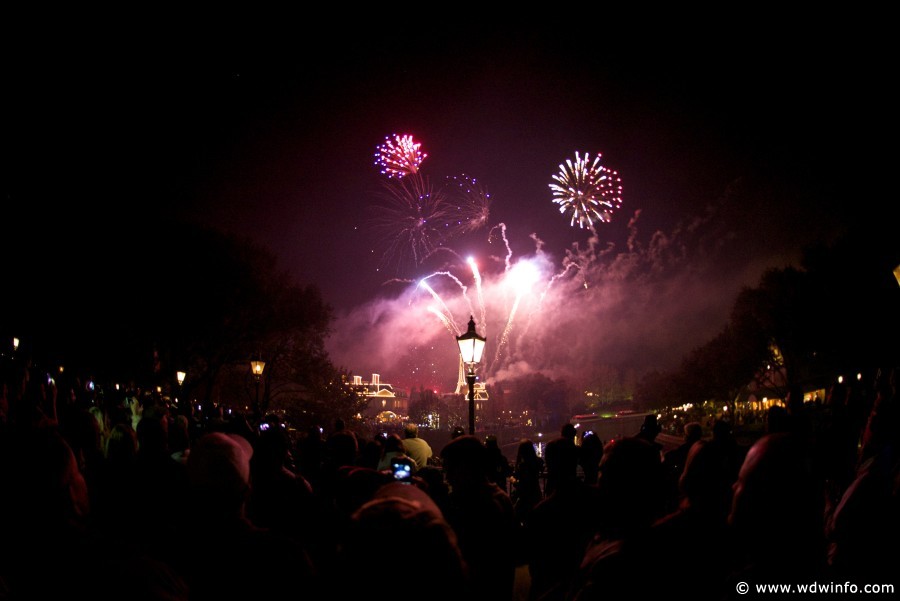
7;19;893;393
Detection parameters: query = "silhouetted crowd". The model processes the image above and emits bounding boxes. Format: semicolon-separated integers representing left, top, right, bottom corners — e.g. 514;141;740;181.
1;359;898;600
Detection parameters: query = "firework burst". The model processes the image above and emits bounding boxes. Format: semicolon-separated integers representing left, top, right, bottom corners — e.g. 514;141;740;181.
446;174;492;234
370;173;458;274
549;151;623;232
374;134;427;178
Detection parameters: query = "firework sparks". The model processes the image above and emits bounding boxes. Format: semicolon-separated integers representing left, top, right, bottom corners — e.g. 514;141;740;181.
446;174;492;233
370;173;458;274
374;134;427;178
494;260;540;365
418;273;474;334
549;152;623;232
467;256;487;332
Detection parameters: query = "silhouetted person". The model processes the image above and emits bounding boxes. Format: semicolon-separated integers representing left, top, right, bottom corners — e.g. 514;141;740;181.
707;418;744;487
175;432;316;600
91;422;139;539
560;423;577;446
132;405;189;565
662;421;702;510
642;439;734;599
578;430;603;486
441;435;519;601
524;436;601;601
377;432;415;472
485;434;513;493
511;439;544;525
417;464;453;518
826;381;899;581
356;436;384;470
635;414;663;458
248;425;318;548
725;432;827;596
295;425;326;489
563;436;666;601
785;383;812;439
765;404;791;434
338;481;470;600
0;426;189;600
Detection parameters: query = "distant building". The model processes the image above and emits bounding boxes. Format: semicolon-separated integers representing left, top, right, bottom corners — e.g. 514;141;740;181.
351;373;408;421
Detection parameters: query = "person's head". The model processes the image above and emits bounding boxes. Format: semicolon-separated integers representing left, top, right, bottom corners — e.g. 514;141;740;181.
187;432;254;517
596;436;665;536
340;485;467;599
106;423;138;464
252;425;292;471
728;433;823;552
683;422;702;443
517;439;538;462
136;411;169;456
786;385;805;413
440;435;488;490
11;427;91;527
639;414;661;439
678;439;733;517
544;436;578;481
561;423;577;440
383;432;405;454
326;429;359;468
404;422;419;439
416;465;449;496
581;430;603;449
766;405;790;433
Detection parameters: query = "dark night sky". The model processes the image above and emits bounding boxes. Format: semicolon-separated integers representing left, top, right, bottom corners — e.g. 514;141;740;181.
7;18;894;392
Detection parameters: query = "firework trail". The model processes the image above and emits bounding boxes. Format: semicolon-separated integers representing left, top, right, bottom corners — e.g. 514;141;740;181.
494;260;540;366
417;275;471;334
549;151;623;233
427;306;456;336
467;256;487;333
489;223;514;273
374;134;427;178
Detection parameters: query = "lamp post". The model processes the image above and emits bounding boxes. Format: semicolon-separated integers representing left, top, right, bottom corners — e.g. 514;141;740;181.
175;370;186;413
456;315;486;435
250;359;266;422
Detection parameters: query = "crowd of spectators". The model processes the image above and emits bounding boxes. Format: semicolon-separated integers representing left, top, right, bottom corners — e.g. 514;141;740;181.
1;355;897;600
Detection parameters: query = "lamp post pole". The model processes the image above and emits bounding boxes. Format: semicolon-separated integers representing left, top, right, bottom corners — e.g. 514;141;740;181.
176;370;186;416
466;365;477;435
456;316;486;436
250;359;265;423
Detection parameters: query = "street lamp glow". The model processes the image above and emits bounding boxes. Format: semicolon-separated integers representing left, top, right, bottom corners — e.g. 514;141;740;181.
456;316;486;435
251;360;266;378
456;316;486;365
12;337;19;351
176;371;186;385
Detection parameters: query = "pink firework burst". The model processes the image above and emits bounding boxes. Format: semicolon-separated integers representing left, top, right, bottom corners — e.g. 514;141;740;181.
549;152;623;232
374;134;427;178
